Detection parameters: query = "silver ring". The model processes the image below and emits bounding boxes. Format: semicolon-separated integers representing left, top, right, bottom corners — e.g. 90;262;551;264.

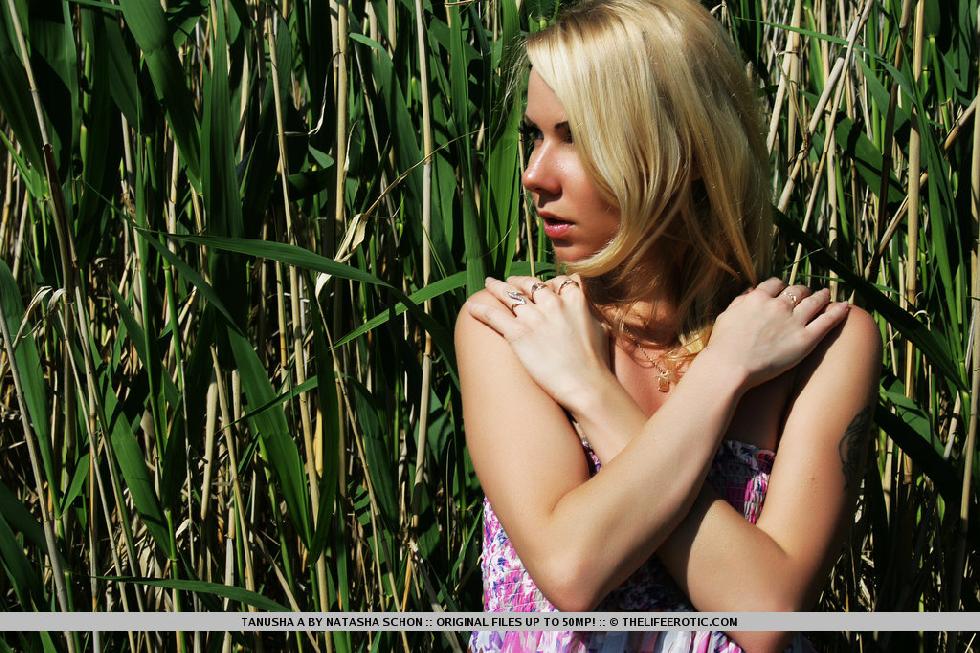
529;281;548;302
556;279;580;295
781;291;799;307
506;290;528;312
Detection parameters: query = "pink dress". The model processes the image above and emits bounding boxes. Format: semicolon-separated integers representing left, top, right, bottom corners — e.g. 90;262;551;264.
469;439;813;652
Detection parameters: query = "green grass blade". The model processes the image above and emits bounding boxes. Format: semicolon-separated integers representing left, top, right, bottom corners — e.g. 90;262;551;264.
97;361;172;558
0;1;44;170
118;0;201;187
0;512;44;609
0;479;44;548
102;576;289;611
226;324;313;545
333;271;466;347
0;261;55;500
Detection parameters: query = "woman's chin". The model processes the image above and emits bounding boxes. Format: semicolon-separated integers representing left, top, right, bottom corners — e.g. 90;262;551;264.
551;241;588;263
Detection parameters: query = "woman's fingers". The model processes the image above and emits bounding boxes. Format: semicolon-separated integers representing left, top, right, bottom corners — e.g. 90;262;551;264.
551;274;583;297
803;302;850;340
485;277;535;313
755;277;788;297
791;288;831;323
778;284;812;309
467;291;542;343
506;275;559;305
502;274;582;305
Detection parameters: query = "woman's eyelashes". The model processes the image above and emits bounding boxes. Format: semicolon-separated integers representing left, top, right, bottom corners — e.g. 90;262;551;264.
520;121;575;146
556;122;574;144
520;121;543;146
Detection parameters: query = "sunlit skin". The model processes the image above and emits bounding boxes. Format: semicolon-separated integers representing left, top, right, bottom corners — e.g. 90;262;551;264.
458;27;881;653
521;71;620;264
521;71;682;342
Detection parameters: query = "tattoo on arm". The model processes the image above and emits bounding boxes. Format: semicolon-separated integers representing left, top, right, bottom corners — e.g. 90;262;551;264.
838;403;874;492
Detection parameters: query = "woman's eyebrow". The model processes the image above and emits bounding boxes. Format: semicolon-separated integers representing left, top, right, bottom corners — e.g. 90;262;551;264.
521;117;570;131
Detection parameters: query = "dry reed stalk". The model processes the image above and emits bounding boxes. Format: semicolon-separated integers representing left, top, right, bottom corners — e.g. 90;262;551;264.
330;7;353;605
84;352;99;617
787;141;829;286
776;0;871;213
902;0;926;424
238;47;251;160
332;2;352;486
867;0;915;283
785;1;865;285
199;379;219;522
2;7;80;633
221;502;235;653
401;0;436;627
766;0;801;154
265;11;329;619
0;142;12;247
818;0;840;299
884;0;927;610
274;260;290;384
949;8;980;630
388;0;397;53
786;2;801;158
863;101;977;281
11;191;25;281
209;348;256;597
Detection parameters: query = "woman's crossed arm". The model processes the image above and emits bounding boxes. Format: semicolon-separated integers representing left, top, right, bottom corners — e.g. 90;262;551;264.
573;306;881;652
456;278;854;617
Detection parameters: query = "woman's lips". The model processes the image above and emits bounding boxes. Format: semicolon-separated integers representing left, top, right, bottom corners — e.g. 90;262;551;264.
542;217;573;240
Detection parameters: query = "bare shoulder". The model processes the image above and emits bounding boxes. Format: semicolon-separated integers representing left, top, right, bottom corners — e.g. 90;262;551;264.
754;305;883;610
831;305;882;356
454;289;503;345
777;303;882;481
798;304;882;389
454;288;589;546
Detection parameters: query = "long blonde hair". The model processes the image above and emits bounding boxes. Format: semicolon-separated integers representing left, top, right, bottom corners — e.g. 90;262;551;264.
525;0;772;355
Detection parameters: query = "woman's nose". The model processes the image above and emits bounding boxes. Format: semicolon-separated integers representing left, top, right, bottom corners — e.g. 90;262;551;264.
521;145;560;198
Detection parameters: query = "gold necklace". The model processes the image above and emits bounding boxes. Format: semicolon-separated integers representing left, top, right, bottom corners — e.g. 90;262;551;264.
625;335;674;393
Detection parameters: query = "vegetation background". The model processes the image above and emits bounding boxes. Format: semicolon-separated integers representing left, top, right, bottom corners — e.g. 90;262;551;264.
0;0;977;650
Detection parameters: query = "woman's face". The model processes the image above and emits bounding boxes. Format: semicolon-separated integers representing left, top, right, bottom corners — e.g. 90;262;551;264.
521;70;620;262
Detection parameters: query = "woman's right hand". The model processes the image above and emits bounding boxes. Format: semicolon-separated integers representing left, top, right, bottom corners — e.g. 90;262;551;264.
705;278;850;390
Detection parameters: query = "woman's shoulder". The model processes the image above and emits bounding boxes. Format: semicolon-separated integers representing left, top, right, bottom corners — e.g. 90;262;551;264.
776;303;882;449
455;288;548;368
455;288;504;343
800;303;882;379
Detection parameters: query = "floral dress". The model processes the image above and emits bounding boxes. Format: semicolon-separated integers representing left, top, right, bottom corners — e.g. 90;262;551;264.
469;440;814;652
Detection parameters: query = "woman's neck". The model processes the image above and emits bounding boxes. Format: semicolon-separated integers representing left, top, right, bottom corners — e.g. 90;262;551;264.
578;265;682;345
598;300;680;346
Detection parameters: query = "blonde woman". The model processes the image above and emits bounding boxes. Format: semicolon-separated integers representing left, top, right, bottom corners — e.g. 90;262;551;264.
455;0;882;651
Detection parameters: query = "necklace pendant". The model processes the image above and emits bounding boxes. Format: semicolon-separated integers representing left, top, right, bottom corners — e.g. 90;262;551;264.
657;372;670;393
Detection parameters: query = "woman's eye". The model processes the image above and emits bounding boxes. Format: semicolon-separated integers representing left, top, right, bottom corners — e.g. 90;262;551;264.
519;123;543;144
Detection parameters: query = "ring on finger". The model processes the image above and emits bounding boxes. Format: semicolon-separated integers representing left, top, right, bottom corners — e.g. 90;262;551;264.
529;281;548;302
780;290;799;307
556;279;580;295
506;289;528;312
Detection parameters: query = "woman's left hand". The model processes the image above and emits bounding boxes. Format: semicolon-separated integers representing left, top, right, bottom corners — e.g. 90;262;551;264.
465;274;610;411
